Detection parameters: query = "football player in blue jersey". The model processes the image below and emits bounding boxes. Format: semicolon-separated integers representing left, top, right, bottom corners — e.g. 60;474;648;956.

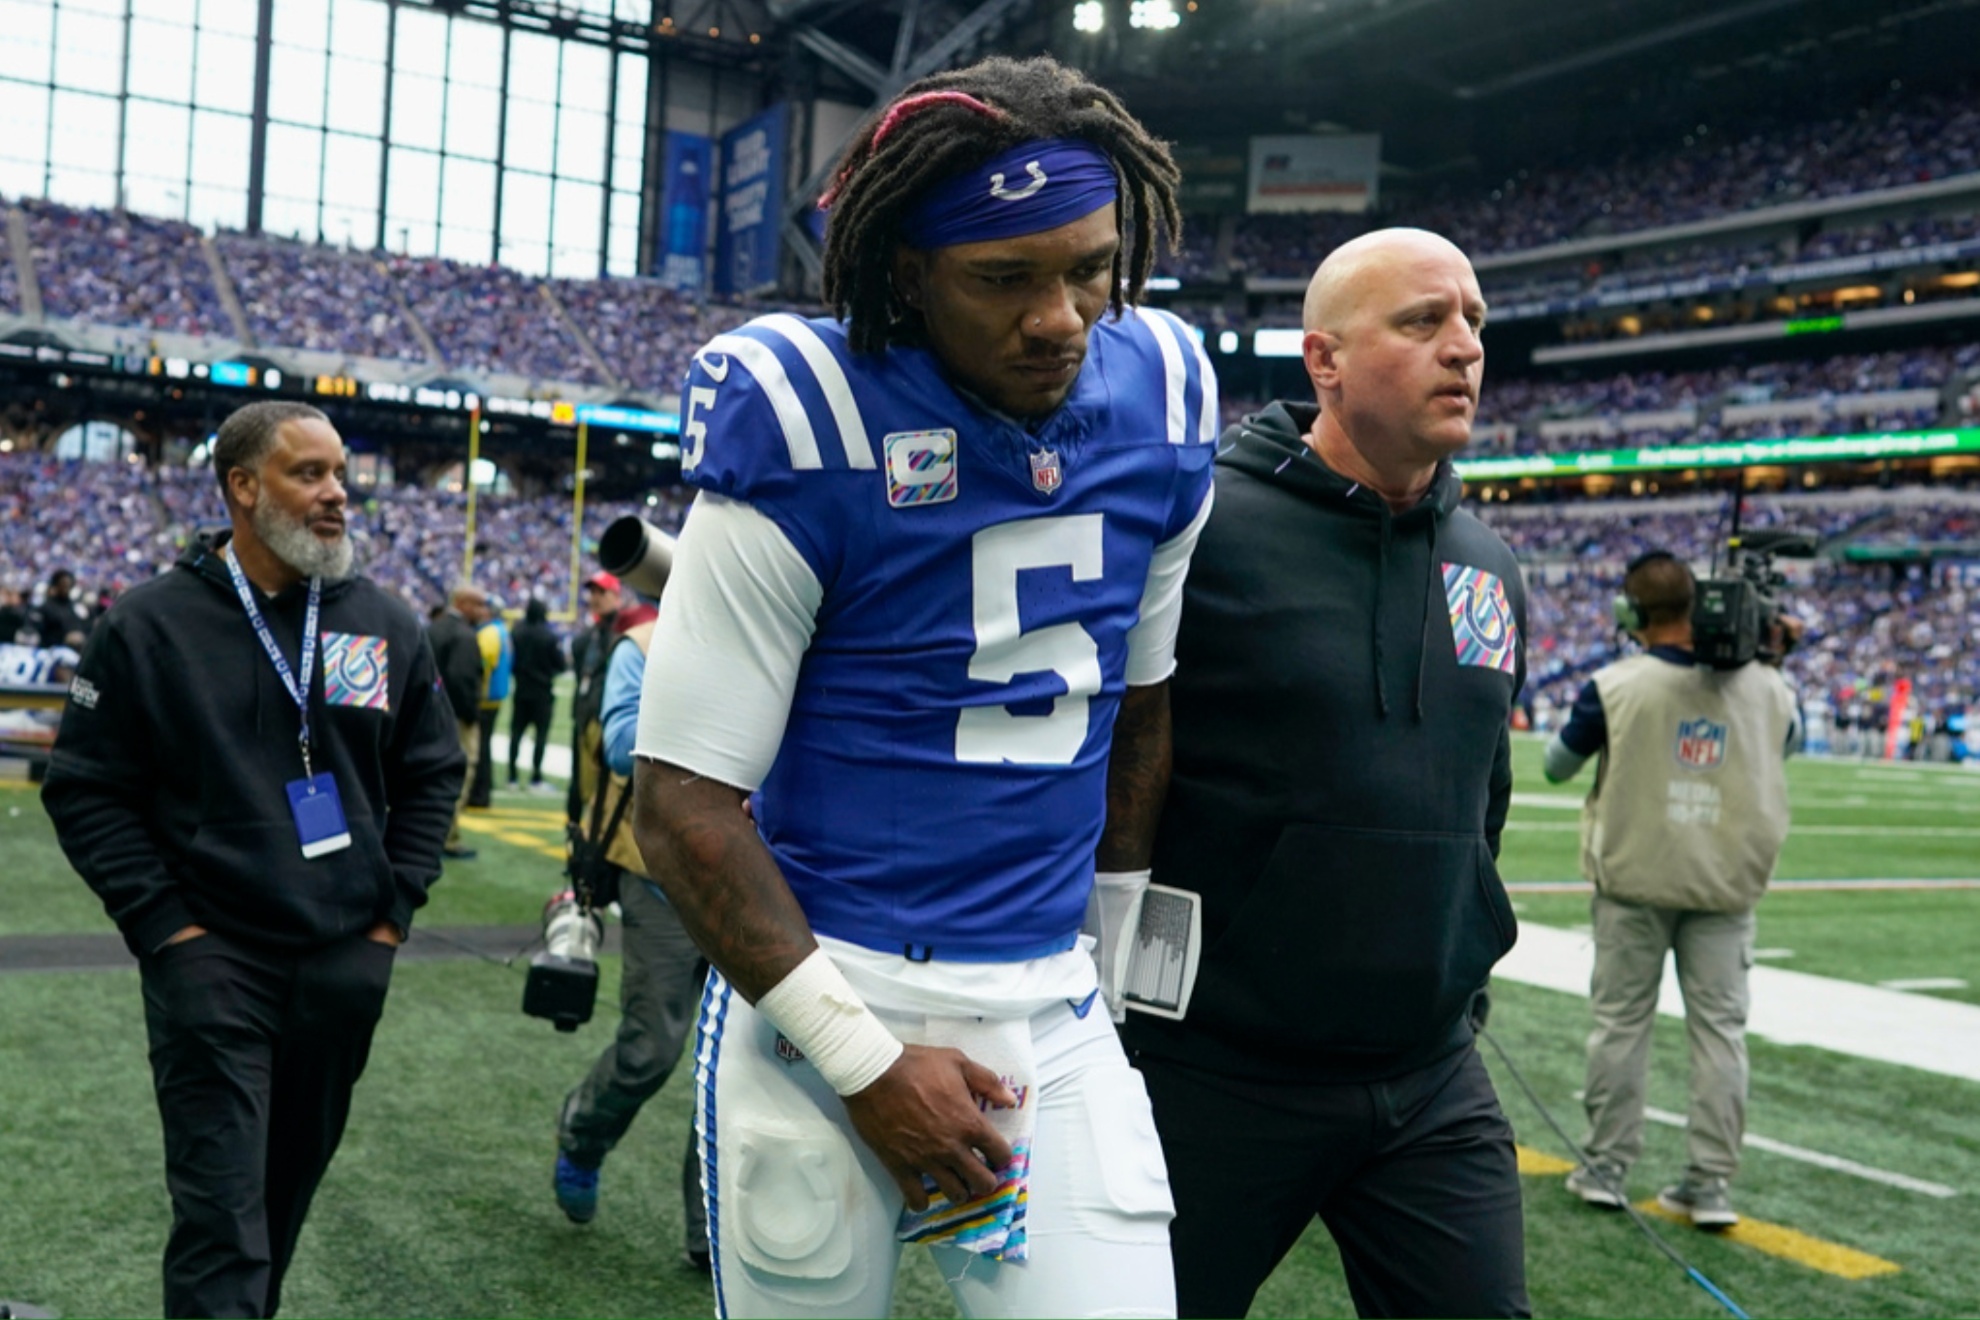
629;56;1215;1320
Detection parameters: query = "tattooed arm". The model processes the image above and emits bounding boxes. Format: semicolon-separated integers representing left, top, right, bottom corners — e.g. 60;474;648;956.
1098;680;1173;870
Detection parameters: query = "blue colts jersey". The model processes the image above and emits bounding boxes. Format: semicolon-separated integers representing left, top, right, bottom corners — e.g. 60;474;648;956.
679;310;1217;959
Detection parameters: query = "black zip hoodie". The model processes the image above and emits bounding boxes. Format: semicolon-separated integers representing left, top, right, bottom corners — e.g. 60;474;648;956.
1124;401;1527;1084
43;532;466;957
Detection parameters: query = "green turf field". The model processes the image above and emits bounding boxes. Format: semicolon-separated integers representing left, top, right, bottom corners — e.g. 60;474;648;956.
2;735;1977;1317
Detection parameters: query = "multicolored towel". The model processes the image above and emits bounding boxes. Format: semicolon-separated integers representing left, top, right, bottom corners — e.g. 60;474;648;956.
896;1143;1032;1262
894;1014;1037;1262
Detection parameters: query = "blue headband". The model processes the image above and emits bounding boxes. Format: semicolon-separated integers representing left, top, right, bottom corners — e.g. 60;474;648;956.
901;138;1120;250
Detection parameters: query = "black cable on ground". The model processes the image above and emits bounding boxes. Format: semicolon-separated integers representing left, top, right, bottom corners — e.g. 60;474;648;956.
1478;1025;1753;1320
409;925;541;969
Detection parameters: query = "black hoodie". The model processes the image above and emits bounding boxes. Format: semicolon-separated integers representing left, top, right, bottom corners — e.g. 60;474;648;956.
1124;401;1526;1084
43;533;466;957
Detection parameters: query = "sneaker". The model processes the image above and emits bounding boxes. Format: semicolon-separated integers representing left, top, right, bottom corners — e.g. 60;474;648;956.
554;1153;601;1224
1658;1178;1739;1229
441;845;478;860
1565;1162;1627;1209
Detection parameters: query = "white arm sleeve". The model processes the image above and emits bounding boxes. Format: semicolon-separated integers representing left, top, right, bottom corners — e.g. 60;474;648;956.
1123;482;1216;687
634;491;823;791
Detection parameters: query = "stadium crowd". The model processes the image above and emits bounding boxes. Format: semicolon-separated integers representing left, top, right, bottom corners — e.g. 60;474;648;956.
5;442;1972;758
20;198;231;338
217;235;429;362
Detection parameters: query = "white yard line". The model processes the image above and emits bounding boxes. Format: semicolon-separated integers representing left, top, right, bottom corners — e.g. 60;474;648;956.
1878;977;1970;992
1634;1104;1958;1199
1495;923;1980;1085
1504;821;1980;836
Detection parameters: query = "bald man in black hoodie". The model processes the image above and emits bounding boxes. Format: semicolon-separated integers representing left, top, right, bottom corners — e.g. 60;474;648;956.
1125;229;1529;1319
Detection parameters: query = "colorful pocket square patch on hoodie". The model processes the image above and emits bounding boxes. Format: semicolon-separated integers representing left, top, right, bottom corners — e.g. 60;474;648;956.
1442;564;1518;675
322;632;391;709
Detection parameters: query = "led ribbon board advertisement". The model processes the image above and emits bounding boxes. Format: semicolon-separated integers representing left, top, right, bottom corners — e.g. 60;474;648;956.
1454;429;1980;481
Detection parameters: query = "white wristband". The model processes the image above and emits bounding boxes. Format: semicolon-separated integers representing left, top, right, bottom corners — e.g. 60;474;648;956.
755;948;904;1096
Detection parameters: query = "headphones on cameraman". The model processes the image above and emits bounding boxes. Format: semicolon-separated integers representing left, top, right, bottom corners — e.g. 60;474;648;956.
1613;549;1682;632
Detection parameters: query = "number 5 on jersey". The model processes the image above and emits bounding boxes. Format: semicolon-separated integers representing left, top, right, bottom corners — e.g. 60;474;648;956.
957;515;1105;767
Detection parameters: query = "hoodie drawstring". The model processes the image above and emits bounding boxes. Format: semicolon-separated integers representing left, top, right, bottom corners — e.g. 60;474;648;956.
1417;514;1440;722
1373;510;1391;718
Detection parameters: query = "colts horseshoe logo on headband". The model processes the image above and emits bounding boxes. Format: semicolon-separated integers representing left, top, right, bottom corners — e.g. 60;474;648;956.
990;162;1049;201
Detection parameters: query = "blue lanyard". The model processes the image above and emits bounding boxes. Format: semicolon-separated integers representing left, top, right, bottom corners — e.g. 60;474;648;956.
223;545;322;780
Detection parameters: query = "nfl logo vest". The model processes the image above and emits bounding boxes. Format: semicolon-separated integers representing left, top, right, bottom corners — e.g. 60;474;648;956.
1674;717;1728;770
1029;447;1062;495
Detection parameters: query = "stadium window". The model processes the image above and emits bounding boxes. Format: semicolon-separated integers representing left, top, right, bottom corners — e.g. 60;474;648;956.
0;82;50;199
52;4;123;97
128;18;197;104
191;21;256;116
607;191;640;277
448;16;504;89
124;103;195;218
386;147;442;255
500;170;553;275
47;89;120;200
325;54;386;137
329;0;387;62
444;82;501;161
269;43;331;130
391;69;446;153
272;0;330;50
551;176;602;278
556;106;608;185
266;124;325;223
321;133;382;249
0;0;55;84
438;156;497;263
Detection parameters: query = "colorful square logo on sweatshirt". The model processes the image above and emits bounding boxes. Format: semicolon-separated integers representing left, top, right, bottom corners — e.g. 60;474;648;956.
1442;564;1518;675
322;632;391;710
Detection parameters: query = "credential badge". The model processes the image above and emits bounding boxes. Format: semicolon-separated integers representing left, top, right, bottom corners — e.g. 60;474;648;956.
1030;447;1063;495
884;429;959;508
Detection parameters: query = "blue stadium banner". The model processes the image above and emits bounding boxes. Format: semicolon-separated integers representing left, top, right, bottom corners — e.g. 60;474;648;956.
659;131;712;293
715;105;788;297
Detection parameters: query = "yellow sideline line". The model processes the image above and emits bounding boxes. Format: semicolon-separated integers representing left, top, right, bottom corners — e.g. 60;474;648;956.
1515;1146;1902;1279
1635;1199;1902;1280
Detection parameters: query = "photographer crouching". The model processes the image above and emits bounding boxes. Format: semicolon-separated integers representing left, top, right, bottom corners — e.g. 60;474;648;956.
1545;548;1802;1230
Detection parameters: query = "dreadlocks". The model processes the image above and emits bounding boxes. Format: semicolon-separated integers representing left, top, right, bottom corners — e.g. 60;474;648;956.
819;55;1183;355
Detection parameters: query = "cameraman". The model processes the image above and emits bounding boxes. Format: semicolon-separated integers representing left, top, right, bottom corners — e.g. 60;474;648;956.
1544;550;1800;1229
551;596;707;1270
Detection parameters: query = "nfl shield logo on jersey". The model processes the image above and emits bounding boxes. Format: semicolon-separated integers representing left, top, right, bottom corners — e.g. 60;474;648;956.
1674;717;1728;770
1029;448;1062;495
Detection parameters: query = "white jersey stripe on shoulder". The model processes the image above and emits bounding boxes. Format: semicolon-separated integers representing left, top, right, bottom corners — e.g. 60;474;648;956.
755;314;875;471
1139;308;1190;446
698;332;822;470
1188;323;1219;446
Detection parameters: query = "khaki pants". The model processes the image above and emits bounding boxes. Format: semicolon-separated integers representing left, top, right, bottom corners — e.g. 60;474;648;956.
1582;894;1755;1184
445;719;480;850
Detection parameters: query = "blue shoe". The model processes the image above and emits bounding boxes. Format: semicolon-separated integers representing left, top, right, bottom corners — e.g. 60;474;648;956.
554;1153;600;1224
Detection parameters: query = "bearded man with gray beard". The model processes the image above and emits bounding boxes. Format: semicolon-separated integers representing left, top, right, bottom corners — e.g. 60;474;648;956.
44;400;465;1317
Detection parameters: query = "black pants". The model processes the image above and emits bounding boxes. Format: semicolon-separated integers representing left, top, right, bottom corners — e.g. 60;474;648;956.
140;930;396;1318
471;705;499;806
1139;1042;1530;1319
508;694;554;783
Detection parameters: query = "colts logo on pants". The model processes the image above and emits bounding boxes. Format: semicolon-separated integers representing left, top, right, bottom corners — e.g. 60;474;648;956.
1674;717;1728;771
